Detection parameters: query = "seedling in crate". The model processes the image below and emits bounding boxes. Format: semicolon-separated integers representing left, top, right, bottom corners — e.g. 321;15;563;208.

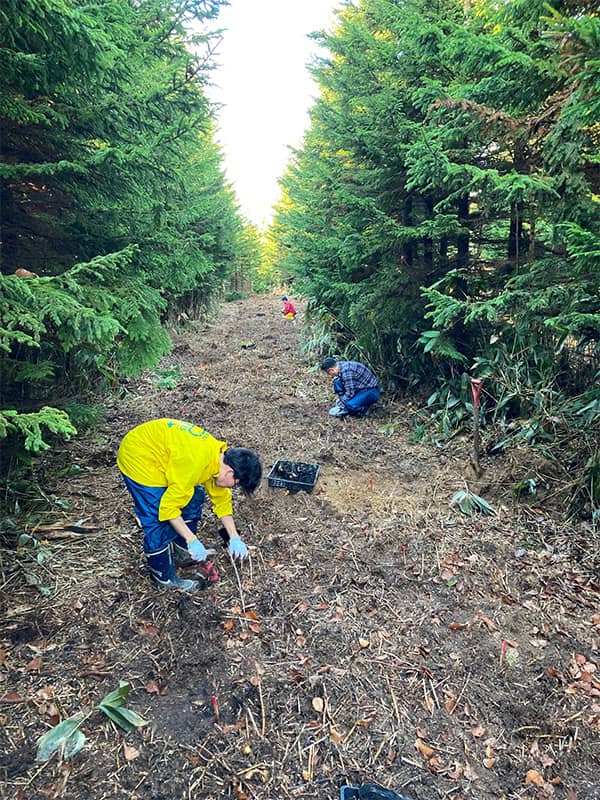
268;459;320;493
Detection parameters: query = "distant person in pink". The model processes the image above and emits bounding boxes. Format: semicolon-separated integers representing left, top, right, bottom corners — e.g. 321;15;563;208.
281;295;297;319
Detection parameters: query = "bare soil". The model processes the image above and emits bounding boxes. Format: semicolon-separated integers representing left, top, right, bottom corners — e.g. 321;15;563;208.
1;293;598;800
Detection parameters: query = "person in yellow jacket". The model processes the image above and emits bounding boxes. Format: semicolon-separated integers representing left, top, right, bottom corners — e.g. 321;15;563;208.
117;419;262;591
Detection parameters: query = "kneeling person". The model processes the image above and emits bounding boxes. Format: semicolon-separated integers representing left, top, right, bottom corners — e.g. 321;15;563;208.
117;419;262;591
321;357;380;417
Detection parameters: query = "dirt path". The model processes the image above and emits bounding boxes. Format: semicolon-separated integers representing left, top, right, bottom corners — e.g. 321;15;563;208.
1;294;598;800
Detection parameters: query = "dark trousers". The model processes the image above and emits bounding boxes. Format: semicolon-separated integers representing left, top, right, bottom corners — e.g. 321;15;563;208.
333;377;380;415
121;474;206;581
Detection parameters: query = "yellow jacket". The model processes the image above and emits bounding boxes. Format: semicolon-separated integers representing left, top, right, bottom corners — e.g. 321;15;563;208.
117;419;232;521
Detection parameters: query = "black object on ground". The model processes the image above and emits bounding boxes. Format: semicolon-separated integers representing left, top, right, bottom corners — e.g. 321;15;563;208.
340;785;413;800
267;459;320;493
360;784;413;800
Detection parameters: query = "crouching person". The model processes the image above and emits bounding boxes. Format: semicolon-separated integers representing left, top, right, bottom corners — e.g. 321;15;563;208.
117;418;262;591
321;356;381;417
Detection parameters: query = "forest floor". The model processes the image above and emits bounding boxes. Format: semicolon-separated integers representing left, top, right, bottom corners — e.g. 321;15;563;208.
1;293;599;800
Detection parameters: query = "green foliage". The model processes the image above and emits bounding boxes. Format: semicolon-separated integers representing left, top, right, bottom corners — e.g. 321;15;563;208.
154;365;181;390
450;489;496;516
95;681;148;734
270;0;599;518
1;0;252;477
35;715;87;763
61;403;104;433
35;681;147;763
512;478;537;498
224;291;247;302
0;407;76;453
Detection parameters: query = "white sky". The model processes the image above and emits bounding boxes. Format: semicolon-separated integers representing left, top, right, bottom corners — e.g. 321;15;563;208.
206;0;342;227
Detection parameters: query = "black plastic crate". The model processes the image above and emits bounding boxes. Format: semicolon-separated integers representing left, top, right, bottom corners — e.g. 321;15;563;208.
267;459;320;493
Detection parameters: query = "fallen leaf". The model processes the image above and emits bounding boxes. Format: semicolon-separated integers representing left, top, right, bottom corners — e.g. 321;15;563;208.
484;742;496;768
415;738;435;758
471;724;486;738
0;692;26;704
244;610;259;621
449;622;467;630
444;690;457;713
525;769;545;787
231;775;250;799
428;755;442;772
329;727;343;744
312;697;324;713
358;638;370;648
223;620;235;631
123;744;140;761
144;680;168;696
447;762;464;779
25;657;43;672
463;761;478;781
546;667;564;680
249;623;261;634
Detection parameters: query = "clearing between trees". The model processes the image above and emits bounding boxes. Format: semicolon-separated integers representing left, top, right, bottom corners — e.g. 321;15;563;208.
1;294;598;800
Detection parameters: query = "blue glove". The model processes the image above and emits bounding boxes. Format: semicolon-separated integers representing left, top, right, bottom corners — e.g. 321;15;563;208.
187;538;208;562
228;537;248;560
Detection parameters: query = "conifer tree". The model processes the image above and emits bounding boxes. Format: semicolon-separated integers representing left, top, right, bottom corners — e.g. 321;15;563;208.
0;0;247;462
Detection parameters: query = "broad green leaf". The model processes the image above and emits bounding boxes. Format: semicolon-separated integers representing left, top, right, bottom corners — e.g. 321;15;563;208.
61;730;86;760
97;681;130;709
99;704;146;733
114;706;148;729
35;714;86;762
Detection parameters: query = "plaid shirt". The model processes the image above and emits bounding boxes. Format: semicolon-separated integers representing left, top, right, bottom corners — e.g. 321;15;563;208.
337;361;379;405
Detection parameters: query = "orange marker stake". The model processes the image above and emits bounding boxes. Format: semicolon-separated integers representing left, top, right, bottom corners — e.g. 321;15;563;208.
211;694;220;724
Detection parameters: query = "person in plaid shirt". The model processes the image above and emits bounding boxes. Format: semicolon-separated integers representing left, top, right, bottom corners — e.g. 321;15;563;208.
321;357;380;417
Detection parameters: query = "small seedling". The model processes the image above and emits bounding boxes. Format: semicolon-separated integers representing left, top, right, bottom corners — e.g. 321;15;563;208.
450;489;495;516
512;478;537;497
35;681;147;763
154;365;180;390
